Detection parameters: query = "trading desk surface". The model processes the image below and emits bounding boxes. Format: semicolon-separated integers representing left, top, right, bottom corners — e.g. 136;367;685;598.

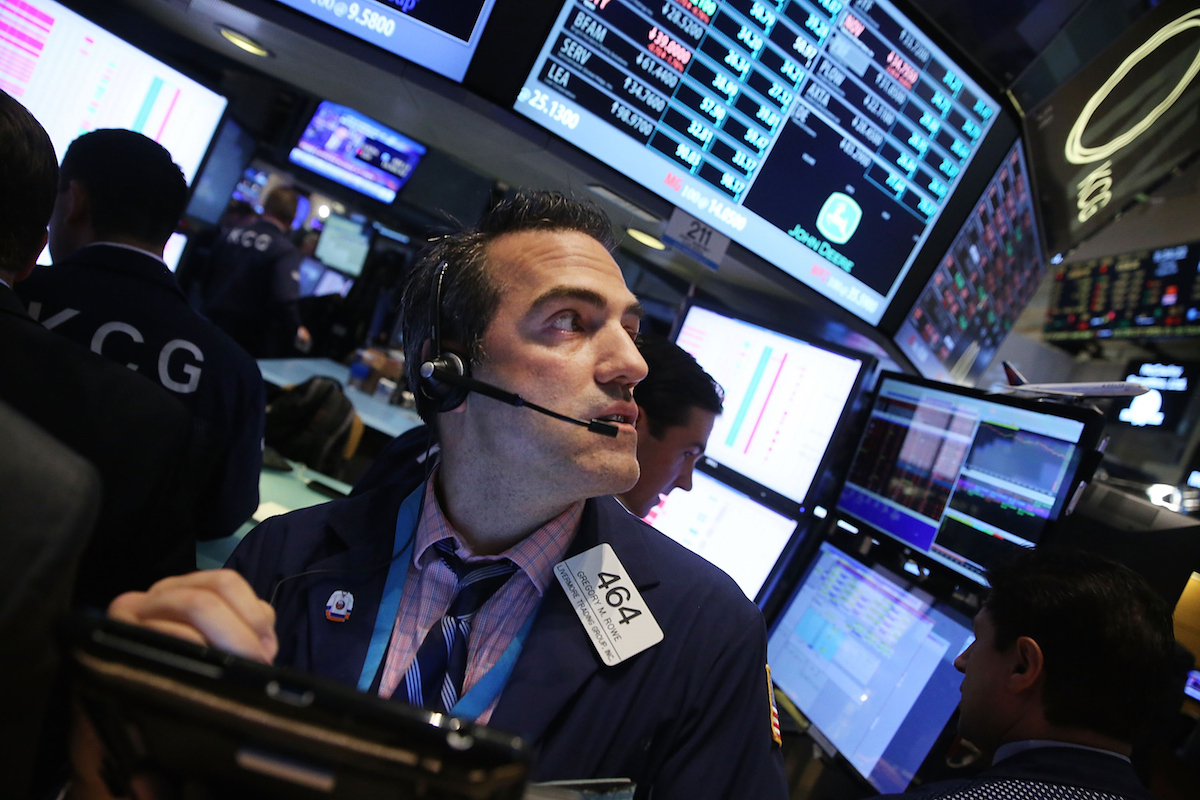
257;358;422;439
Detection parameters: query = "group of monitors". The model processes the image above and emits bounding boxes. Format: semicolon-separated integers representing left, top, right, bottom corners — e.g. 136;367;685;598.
642;303;869;602
1044;240;1200;343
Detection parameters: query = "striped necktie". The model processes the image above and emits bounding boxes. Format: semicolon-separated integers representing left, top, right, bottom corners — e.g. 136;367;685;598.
403;539;517;711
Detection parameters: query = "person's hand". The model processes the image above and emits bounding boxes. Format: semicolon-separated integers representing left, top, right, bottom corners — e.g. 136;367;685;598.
295;325;313;353
108;570;277;663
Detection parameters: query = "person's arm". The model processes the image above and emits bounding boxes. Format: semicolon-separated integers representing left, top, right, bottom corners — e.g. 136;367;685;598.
650;607;789;799
195;364;265;540
271;250;305;344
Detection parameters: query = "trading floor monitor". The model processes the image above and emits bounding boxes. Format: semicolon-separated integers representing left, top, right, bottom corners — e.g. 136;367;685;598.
835;373;1103;585
768;541;973;793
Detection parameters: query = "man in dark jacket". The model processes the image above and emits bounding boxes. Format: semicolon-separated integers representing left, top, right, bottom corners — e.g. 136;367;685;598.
880;548;1175;800
18;129;264;540
109;191;789;799
196;185;310;356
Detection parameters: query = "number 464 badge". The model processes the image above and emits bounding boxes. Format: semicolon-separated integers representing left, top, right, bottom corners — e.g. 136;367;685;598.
554;544;663;666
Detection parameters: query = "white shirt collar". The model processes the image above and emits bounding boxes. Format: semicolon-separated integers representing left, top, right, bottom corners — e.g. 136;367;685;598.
993;739;1131;765
83;241;168;268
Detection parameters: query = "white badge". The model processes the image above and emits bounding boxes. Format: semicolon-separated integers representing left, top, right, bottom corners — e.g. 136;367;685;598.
554;544;662;666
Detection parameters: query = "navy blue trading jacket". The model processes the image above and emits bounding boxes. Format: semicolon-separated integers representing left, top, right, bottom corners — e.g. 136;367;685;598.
226;483;789;799
18;244;264;539
197;219;304;357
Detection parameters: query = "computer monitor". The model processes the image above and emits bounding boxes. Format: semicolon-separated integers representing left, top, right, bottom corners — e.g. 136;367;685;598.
836;374;1104;585
186;117;257;225
288;101;425;204
299;258;355;298
768;541;973;794
643;469;798;601
314;216;371;277
162;232;187;272
5;0;226;184
674;304;866;508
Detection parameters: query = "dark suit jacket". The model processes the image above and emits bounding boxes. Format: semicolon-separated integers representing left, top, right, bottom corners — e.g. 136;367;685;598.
881;745;1152;800
0;284;200;607
0;400;101;799
18;244;264;539
227;483;789;799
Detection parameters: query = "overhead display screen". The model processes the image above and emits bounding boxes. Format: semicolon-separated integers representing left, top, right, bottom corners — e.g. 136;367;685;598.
675;305;864;506
1;0;227;183
894;140;1043;385
515;0;1002;324
643;470;797;600
836;375;1097;585
1044;241;1200;342
288;101;425;204
272;0;499;82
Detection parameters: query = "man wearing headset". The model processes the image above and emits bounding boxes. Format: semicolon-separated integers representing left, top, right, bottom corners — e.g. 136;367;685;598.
108;191;788;799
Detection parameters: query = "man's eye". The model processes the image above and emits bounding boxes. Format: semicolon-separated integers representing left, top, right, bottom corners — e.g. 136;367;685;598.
550;312;581;332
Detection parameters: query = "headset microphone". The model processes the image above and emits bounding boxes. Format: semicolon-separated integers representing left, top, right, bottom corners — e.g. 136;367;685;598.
419;360;620;438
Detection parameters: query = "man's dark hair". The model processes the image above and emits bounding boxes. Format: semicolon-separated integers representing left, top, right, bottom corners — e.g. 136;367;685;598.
634;334;723;438
401;190;615;423
0;90;58;275
59;129;186;248
984;547;1175;743
262;186;299;227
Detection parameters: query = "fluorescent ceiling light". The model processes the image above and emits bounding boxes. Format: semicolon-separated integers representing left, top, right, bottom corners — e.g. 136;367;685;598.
626;228;665;250
218;26;271;57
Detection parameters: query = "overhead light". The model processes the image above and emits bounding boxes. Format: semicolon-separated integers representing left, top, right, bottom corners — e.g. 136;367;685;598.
626;228;665;250
587;185;659;223
317;204;331;219
218;26;271;57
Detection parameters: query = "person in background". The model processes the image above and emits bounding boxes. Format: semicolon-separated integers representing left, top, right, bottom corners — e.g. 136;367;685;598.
106;191;788;799
880;548;1175;800
197;185;311;356
350;333;723;518
617;333;722;517
17;129;265;542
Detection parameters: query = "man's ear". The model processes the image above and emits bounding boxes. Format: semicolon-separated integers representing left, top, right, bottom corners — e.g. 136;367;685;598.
64;181;90;226
1009;636;1044;693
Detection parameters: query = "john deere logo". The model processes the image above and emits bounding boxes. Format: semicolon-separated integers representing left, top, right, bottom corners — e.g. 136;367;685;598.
816;192;862;245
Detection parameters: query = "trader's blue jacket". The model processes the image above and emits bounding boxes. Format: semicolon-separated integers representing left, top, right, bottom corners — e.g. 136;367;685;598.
226;482;788;799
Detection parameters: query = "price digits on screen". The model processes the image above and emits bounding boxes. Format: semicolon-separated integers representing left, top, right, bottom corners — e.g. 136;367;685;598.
310;0;397;36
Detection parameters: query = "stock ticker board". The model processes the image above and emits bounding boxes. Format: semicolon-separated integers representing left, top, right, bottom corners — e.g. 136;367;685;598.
1044;241;1200;342
515;0;1001;324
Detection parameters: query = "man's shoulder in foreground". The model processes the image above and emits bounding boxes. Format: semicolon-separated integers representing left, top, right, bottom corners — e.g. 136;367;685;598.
882;745;1151;800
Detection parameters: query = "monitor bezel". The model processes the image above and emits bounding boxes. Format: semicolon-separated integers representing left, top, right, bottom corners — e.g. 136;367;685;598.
832;370;1106;587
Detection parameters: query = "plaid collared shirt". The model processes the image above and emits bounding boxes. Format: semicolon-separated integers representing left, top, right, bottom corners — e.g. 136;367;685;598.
377;476;581;723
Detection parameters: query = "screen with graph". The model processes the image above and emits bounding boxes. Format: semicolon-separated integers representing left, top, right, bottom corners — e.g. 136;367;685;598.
643;470;798;601
1;0;226;183
674;305;865;506
836;374;1094;584
768;541;972;793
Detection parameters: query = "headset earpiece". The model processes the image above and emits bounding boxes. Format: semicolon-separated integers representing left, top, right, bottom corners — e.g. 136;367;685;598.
419;352;470;413
417;261;471;413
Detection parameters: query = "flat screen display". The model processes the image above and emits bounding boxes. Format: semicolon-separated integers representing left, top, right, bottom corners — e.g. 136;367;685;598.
272;0;500;82
1108;361;1197;432
1044;241;1200;342
894;140;1043;385
836;375;1096;584
186;118;257;225
162;232;187;272
768;541;973;793
288;101;425;204
314;215;371;276
515;0;1001;324
643;470;797;600
1;0;227;183
675;305;864;506
299;257;356;298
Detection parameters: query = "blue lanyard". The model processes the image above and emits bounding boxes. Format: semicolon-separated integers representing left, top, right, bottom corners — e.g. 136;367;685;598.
356;483;537;722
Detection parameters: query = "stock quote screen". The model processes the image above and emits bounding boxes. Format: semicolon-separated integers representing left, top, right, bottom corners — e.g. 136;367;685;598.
836;376;1089;585
515;0;1001;324
1044;241;1200;342
894;140;1043;385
